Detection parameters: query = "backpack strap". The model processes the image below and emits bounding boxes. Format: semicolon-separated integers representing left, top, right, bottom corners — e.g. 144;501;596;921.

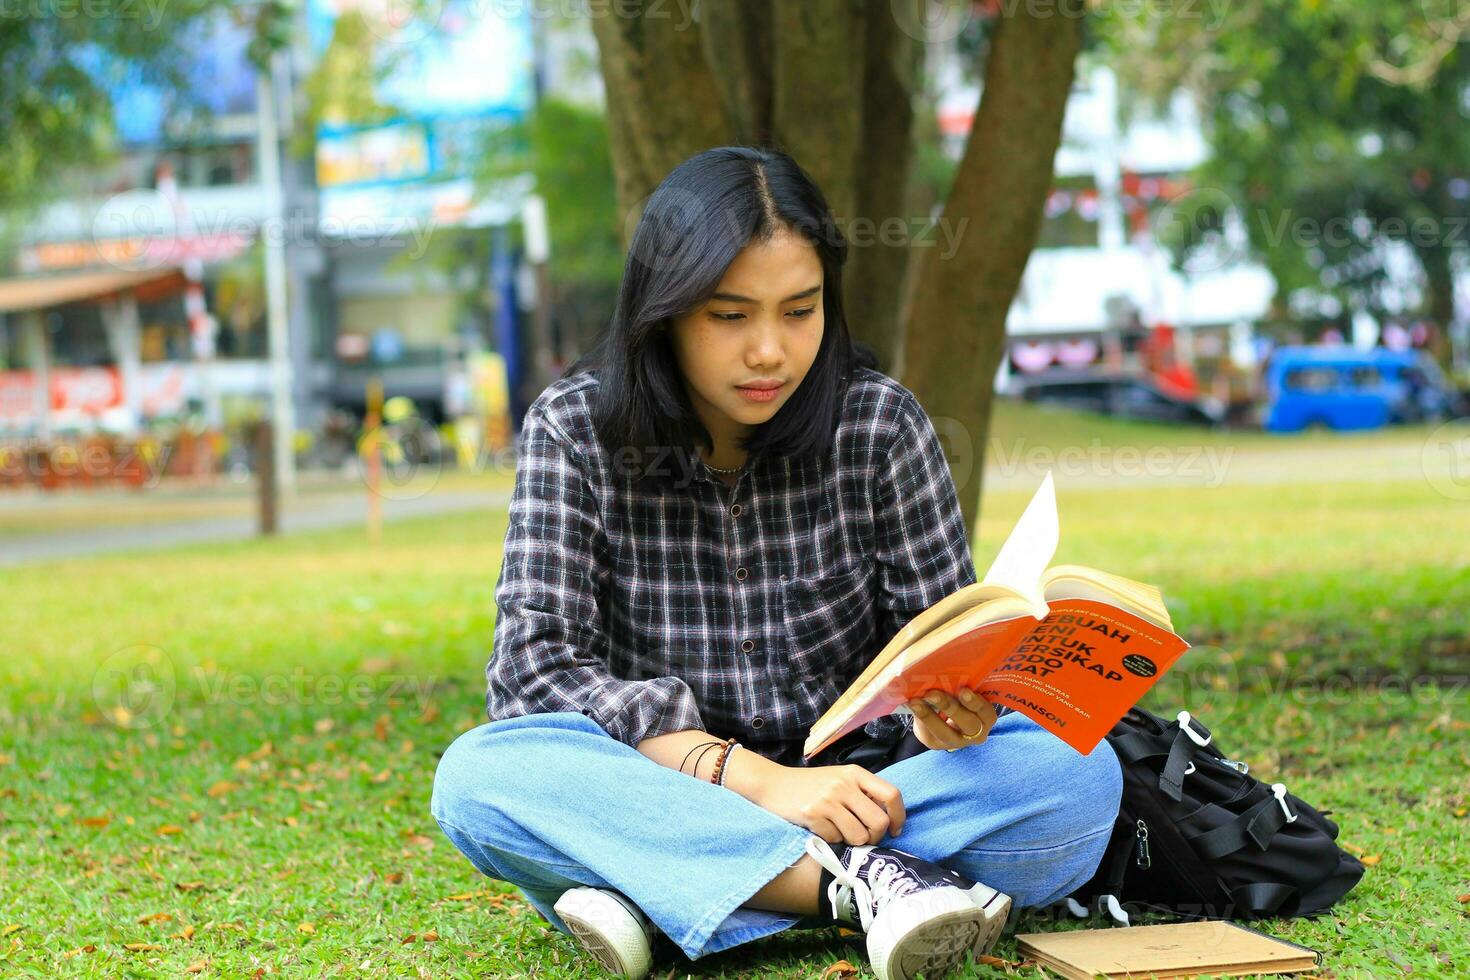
1187;783;1298;859
1112;710;1212;803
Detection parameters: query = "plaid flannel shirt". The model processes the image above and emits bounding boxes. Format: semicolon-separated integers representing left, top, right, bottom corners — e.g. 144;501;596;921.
486;366;981;767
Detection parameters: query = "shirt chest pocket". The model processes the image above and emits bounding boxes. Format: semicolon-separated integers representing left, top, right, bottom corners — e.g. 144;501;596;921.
777;557;879;697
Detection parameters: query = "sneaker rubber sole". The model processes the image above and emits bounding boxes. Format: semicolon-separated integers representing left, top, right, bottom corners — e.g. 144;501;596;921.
553;887;654;979
963;881;1012;963
865;884;995;980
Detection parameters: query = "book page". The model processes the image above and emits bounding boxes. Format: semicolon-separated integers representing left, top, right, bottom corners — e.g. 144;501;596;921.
980;470;1058;614
802;612;1036;759
975;598;1191;753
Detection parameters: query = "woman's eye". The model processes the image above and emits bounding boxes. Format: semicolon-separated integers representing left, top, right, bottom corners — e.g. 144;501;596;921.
711;312;744;322
789;307;817;319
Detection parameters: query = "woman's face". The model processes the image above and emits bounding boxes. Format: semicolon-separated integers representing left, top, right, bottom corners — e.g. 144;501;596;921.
668;226;825;447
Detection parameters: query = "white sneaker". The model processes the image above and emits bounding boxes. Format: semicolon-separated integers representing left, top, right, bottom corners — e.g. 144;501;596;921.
806;836;1012;980
553;886;655;979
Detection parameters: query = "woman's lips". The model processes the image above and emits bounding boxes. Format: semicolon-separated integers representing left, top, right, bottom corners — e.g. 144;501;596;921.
736;383;783;402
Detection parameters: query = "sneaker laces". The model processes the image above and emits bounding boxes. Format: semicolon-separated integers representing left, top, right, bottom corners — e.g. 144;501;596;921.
805;836;923;933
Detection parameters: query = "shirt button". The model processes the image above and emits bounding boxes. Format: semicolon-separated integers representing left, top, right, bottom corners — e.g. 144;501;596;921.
740;639;755;653
730;503;742;517
751;717;764;730
734;566;748;581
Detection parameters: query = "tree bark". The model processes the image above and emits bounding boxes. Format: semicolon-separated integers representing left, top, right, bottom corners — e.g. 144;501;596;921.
845;0;924;370
699;0;773;143
899;0;1086;545
589;0;731;230
591;1;1086;542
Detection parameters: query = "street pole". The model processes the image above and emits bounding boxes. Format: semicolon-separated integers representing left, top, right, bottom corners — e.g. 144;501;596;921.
521;194;555;391
257;50;296;497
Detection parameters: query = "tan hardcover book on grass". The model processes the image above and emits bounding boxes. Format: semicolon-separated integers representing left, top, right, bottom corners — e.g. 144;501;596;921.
1014;920;1322;979
802;470;1192;760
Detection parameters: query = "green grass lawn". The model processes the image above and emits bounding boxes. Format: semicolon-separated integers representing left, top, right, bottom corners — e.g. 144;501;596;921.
1;404;1466;977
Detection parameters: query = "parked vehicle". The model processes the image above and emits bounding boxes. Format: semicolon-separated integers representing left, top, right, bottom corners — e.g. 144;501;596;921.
1016;371;1223;426
1262;346;1463;432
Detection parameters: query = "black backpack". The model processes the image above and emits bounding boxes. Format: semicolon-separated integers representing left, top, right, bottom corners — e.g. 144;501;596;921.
1064;706;1366;925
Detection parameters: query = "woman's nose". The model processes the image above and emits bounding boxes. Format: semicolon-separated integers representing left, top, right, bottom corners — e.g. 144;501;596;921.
747;320;784;366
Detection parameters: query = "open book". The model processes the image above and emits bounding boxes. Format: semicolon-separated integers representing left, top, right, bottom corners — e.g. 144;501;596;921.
802;471;1191;759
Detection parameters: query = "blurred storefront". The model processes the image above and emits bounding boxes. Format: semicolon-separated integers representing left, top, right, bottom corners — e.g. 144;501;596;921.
0;0;537;474
307;0;533;431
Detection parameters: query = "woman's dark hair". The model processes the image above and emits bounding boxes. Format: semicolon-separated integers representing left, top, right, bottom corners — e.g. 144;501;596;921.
563;145;880;486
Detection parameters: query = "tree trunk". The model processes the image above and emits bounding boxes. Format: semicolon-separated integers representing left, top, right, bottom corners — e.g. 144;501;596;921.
1416;239;1458;367
591;1;1086;543
589;0;731;227
898;1;1086;547
845;0;924;371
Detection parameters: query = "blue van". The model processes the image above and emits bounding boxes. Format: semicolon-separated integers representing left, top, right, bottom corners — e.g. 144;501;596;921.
1263;345;1460;432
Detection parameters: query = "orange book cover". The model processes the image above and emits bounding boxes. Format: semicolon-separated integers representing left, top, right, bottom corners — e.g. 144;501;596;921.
803;471;1192;759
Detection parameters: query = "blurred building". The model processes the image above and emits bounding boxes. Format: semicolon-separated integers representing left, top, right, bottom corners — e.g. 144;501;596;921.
0;1;542;444
937;56;1275;404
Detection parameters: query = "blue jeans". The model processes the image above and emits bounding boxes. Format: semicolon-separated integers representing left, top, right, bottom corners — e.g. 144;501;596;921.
430;709;1122;962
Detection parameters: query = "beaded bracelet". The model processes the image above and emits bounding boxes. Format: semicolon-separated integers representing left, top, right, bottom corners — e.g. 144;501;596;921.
718;744;741;787
710;737;738;786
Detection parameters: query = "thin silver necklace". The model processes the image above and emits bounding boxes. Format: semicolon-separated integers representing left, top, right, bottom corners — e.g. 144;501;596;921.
698;451;745;475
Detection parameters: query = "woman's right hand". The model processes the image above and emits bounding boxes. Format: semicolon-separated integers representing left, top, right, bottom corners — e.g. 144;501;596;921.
750;764;906;846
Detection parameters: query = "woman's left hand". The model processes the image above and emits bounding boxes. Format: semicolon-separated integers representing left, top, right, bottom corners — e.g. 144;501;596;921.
907;687;997;752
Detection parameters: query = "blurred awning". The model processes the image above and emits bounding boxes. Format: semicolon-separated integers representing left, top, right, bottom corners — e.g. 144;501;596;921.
0;267;185;313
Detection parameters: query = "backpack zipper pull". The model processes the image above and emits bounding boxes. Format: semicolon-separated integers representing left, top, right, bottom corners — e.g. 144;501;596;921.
1134;819;1152;869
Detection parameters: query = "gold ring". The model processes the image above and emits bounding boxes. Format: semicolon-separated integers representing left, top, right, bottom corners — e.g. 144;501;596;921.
945;727;986;752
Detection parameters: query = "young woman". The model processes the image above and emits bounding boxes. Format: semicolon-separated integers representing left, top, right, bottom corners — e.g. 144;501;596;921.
431;146;1122;980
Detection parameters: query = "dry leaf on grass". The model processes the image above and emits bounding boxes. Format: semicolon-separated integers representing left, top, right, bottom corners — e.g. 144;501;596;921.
821;961;859;978
1360;854;1382;866
977;953;1024;967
